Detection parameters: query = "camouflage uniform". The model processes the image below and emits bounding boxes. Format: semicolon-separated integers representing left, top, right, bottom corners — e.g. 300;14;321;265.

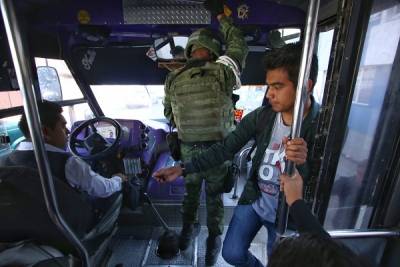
163;16;248;236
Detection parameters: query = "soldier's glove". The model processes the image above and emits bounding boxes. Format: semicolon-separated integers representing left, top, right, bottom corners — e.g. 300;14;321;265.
204;0;225;17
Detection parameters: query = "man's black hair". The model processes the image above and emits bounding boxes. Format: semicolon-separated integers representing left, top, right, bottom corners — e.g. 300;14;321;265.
18;100;63;138
268;233;368;267
263;42;318;88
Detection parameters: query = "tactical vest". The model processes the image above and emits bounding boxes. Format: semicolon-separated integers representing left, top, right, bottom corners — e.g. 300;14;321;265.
169;62;234;142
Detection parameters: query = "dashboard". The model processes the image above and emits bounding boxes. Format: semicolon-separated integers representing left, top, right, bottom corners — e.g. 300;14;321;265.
117;119;184;202
71;118;184;202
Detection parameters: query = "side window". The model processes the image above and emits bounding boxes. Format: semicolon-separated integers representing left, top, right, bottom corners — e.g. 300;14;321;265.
35;58;83;101
0;115;22;154
35;58;93;128
324;1;400;230
0;91;23;109
1;59;84;110
62;103;93;130
314;29;334;103
0;120;10;154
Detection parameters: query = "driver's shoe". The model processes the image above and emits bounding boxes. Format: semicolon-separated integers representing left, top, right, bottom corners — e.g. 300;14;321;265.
179;223;200;250
205;235;221;266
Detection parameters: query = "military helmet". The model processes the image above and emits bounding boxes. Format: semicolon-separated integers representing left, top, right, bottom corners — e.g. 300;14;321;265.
184;28;222;59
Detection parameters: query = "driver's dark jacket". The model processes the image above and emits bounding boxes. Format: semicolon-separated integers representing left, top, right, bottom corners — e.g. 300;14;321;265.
185;97;320;205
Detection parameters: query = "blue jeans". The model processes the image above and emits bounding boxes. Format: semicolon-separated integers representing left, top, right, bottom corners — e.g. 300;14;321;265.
222;204;277;267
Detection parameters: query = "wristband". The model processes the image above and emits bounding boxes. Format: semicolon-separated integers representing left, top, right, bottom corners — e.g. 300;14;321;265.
180;162;187;177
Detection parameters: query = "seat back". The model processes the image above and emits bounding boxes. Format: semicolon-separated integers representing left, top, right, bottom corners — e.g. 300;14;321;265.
0;166;95;247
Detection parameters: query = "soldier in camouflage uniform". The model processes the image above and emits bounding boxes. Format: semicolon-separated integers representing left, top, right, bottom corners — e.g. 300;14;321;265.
163;1;248;265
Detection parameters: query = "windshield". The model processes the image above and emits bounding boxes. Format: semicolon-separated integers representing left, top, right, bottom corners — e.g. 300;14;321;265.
91;85;165;121
91;85;266;121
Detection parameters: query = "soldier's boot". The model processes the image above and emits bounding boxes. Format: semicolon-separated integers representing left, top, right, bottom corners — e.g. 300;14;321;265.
179;223;200;250
205;235;222;266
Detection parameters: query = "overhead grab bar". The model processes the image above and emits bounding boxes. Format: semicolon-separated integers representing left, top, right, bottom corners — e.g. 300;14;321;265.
329;229;400;239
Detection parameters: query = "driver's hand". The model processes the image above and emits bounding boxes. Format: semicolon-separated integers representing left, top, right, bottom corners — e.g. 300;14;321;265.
114;173;128;182
153;166;182;183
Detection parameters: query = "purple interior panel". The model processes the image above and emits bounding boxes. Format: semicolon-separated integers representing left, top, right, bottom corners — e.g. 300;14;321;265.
28;0;305;37
147;151;185;202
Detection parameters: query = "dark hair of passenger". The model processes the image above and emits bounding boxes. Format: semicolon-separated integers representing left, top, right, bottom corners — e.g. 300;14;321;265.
268;233;368;267
18;100;63;138
263;42;319;88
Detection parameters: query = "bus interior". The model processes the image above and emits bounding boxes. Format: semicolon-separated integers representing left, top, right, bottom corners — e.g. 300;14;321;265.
0;0;400;266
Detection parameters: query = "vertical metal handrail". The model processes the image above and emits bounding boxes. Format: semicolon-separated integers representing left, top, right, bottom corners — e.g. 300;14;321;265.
276;0;320;235
232;146;252;199
0;0;90;265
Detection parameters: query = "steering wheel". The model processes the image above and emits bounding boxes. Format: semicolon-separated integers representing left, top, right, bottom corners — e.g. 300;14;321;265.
69;117;122;161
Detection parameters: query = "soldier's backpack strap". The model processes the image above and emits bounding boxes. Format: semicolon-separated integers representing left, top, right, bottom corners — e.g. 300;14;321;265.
246;106;275;161
167;59;208;86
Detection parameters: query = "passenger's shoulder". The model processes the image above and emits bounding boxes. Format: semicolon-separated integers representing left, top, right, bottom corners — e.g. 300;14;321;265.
241;106;273;124
253;105;274;117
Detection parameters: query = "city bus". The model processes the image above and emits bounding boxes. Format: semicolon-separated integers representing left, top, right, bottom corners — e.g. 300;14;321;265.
0;0;399;266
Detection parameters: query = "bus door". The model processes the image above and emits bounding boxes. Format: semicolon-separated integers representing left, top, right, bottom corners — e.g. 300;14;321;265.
312;0;400;266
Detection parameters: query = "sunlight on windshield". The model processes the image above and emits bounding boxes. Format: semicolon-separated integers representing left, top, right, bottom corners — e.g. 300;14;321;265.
235;85;266;117
92;85;165;121
91;85;266;121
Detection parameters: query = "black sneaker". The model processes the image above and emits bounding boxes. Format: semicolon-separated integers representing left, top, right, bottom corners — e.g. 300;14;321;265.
179;223;200;250
205;235;222;266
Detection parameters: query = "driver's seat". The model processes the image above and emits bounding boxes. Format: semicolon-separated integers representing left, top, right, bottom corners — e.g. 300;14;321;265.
0;166;121;258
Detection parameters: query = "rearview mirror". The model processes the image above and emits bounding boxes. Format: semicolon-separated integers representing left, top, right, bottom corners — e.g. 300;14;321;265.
268;28;301;48
37;66;62;101
153;36;188;60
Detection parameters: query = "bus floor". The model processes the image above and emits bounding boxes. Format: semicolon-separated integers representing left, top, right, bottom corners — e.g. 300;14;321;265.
111;178;269;266
107;224;268;267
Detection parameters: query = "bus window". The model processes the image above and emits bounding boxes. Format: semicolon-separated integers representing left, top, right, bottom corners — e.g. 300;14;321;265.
62;103;93;130
0;115;22;153
314;29;334;104
91;85;165;121
34;58;92;128
0;91;22;109
91;85;266;121
324;0;400;230
235;85;266;117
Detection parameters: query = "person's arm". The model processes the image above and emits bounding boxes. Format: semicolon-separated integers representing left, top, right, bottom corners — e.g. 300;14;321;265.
203;0;248;68
290;200;329;238
163;73;175;127
280;172;330;237
65;157;127;198
154;105;261;182
217;14;248;70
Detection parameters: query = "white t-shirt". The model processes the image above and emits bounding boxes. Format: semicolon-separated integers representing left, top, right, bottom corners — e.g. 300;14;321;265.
252;113;291;223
